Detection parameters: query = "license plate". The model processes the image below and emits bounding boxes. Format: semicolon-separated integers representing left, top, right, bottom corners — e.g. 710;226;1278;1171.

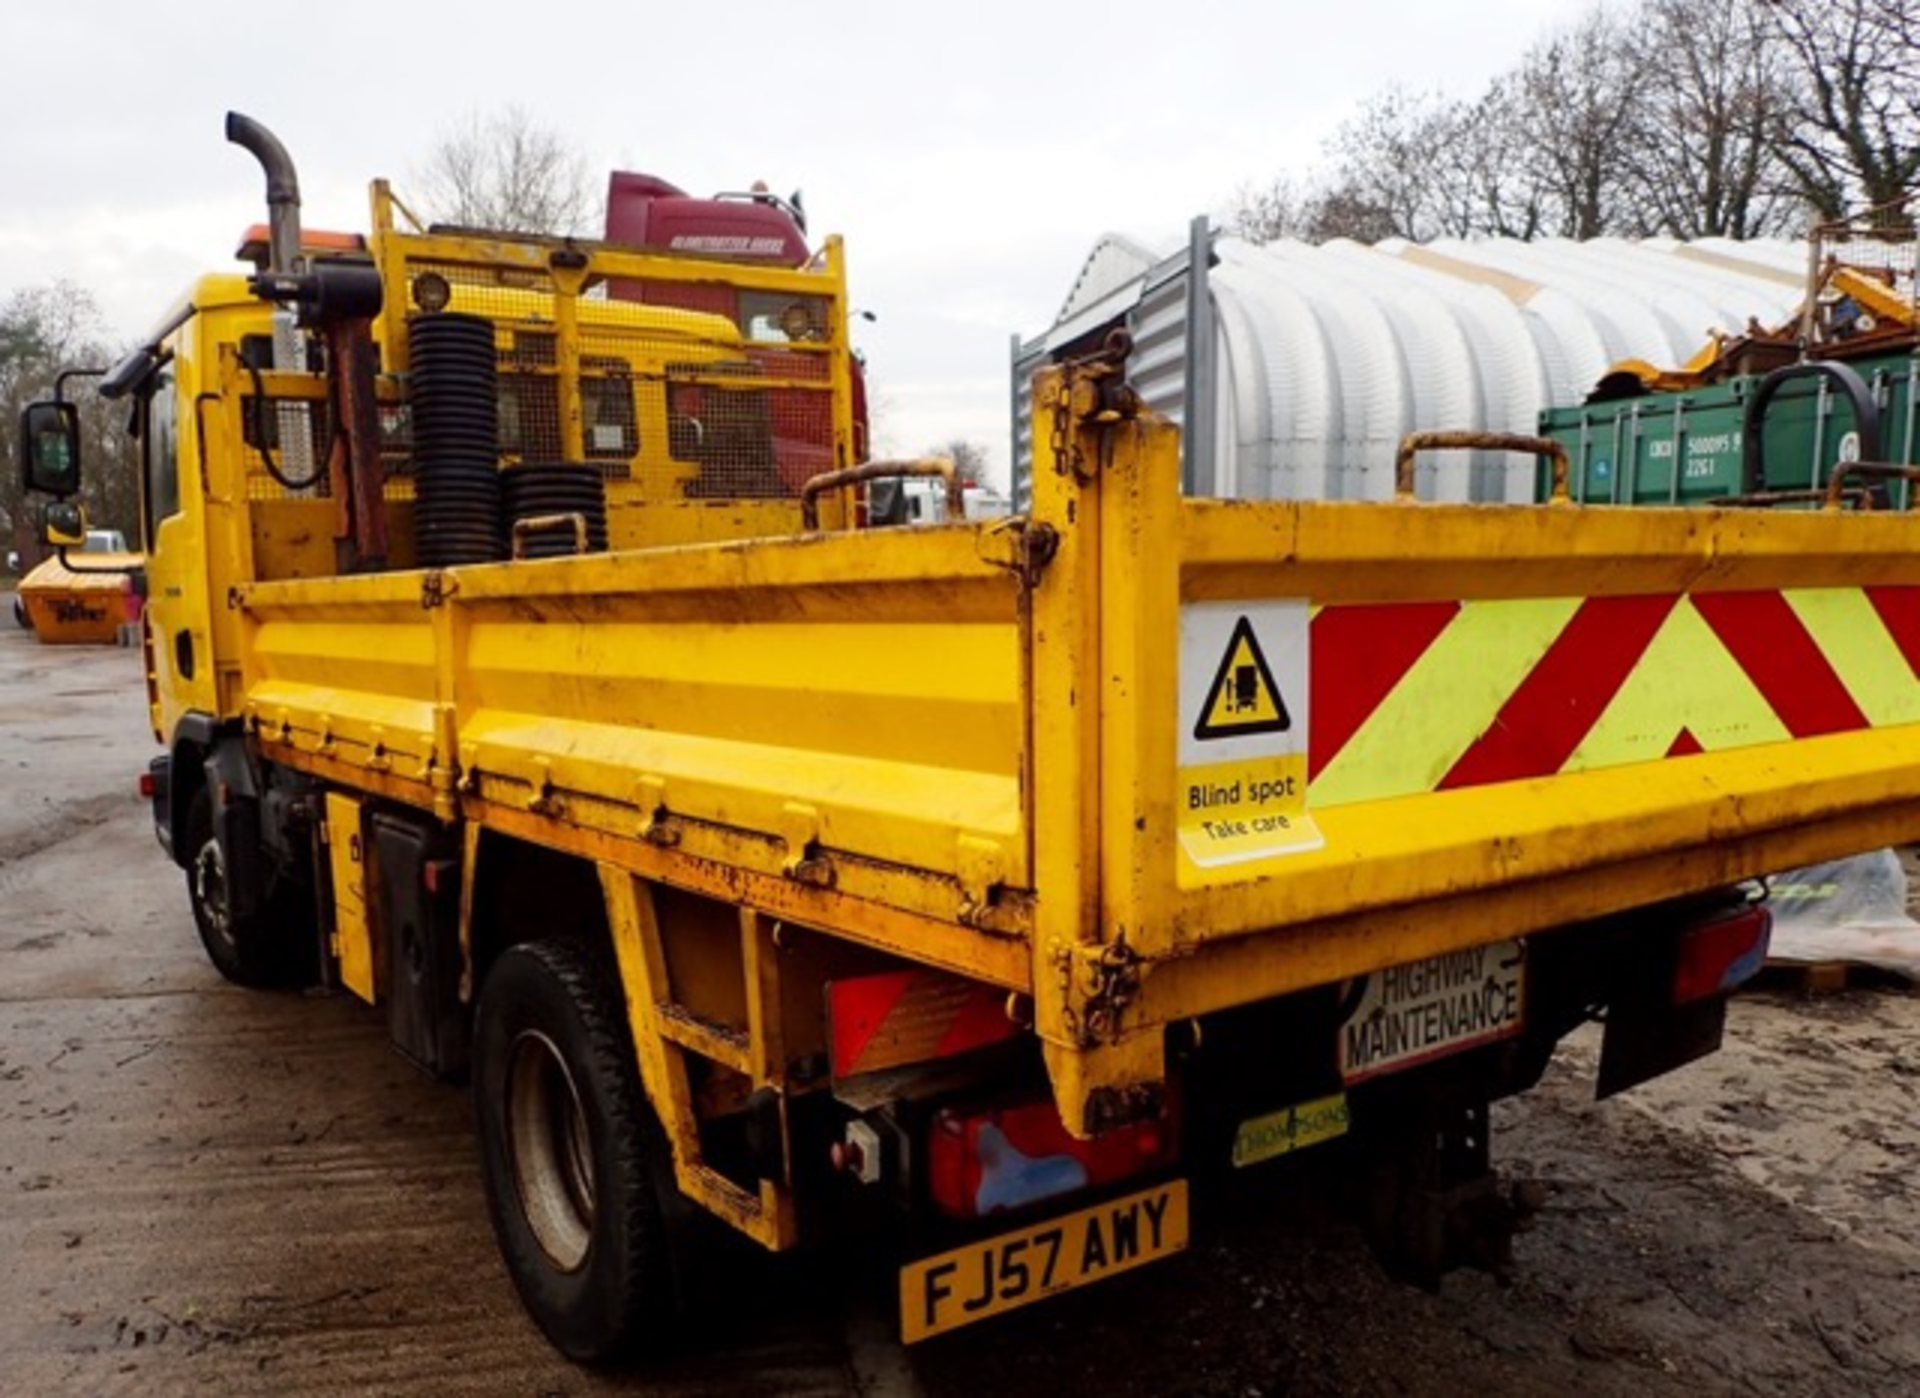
1339;939;1525;1084
899;1180;1189;1343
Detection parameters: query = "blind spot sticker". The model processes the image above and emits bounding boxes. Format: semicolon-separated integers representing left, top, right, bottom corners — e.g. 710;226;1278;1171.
1194;616;1291;741
1178;601;1321;867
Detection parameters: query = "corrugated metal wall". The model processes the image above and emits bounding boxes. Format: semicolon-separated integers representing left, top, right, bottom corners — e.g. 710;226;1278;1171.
1012;229;1807;505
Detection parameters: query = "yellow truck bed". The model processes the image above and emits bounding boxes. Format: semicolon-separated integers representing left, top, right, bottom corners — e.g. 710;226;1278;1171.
224;361;1920;1133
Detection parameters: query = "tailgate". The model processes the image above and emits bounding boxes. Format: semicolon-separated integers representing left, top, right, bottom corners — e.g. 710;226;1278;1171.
1027;356;1920;1133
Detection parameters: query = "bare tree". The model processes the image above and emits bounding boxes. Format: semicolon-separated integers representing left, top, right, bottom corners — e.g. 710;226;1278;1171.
1224;174;1402;244
1297;184;1404;243
1320;87;1456;240
926;438;991;486
1764;0;1920;220
1220;0;1920;249
1346;81;1558;240
1230;10;1654;247
1227;164;1429;246
1416;81;1551;240
411;106;600;236
1223;175;1319;243
0;282;133;564
1514;7;1652;238
1625;0;1803;237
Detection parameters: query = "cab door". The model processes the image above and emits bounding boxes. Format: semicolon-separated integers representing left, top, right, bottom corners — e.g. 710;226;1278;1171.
138;362;220;736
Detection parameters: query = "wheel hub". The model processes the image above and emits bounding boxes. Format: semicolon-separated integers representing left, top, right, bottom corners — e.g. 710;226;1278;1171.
505;1028;595;1272
193;837;232;944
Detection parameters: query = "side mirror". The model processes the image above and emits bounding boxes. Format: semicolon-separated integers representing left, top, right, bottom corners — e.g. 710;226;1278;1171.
20;401;81;497
38;497;89;548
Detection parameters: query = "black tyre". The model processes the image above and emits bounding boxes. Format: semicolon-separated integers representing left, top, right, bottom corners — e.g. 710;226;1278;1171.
184;787;304;987
12;595;28;629
472;940;677;1363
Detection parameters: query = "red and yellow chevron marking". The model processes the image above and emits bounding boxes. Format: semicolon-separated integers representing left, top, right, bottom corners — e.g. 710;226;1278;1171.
827;969;1019;1080
1307;586;1920;810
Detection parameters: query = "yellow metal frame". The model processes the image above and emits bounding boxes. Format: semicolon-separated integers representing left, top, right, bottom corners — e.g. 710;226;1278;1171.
1020;357;1920;1133
229;349;1920;1152
323;791;376;1002
235;522;1030;957
601;867;797;1248
366;180;858;482
189;194;1920;1223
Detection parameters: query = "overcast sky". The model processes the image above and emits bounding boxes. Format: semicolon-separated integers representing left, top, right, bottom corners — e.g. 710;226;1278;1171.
3;1;1597;486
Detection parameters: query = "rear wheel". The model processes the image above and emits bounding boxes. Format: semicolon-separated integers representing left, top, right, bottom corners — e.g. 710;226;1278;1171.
12;595;28;629
184;787;304;987
473;940;677;1363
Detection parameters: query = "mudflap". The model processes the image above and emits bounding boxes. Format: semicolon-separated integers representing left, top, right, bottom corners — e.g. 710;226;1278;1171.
1596;993;1728;1101
368;810;467;1079
148;755;175;859
1361;1086;1524;1290
211;793;270;921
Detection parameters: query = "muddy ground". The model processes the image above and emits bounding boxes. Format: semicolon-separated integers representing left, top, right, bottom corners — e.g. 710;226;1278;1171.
2;627;1916;1396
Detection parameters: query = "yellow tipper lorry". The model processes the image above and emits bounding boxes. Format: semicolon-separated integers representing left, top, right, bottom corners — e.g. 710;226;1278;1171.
23;114;1920;1361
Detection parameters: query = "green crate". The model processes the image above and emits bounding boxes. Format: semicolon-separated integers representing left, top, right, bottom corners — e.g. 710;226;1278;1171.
1537;353;1920;506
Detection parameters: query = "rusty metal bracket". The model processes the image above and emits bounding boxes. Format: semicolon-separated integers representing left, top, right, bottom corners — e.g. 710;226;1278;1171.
420;570;458;609
799;457;958;530
525;758;565;818
1396;430;1572;503
787;854;834;888
976;517;1059;588
1825;461;1920;511
1707;485;1880;511
779;803;834;887
955;834;1007;927
634;775;681;847
510;511;590;558
1057;935;1145;1047
1049;329;1139;482
1062;325;1136;378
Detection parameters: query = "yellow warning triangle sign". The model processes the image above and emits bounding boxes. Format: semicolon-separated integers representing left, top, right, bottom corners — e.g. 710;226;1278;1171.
1194;616;1292;740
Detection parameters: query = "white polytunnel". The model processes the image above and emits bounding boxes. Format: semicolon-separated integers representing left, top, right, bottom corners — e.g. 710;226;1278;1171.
1012;223;1806;506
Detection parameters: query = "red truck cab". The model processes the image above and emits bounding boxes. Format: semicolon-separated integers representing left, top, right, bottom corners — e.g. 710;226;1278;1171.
607;171;810;269
605;171;870;472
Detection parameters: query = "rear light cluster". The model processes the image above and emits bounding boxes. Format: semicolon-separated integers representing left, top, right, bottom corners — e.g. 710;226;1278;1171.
926;1091;1180;1219
1672;902;1772;1004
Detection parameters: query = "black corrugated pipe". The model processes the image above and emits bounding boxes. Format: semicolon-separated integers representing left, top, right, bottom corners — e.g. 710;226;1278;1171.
225;112;302;275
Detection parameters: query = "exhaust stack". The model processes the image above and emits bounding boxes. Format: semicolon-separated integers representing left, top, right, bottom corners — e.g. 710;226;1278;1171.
225;112;303;276
222;113;321;523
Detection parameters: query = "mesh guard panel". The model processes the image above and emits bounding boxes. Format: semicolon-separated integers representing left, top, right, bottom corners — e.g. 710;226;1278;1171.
379;242;847;506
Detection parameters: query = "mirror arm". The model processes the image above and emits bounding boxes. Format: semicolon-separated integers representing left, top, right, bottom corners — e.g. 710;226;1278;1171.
54;366;108;403
53;549;139;578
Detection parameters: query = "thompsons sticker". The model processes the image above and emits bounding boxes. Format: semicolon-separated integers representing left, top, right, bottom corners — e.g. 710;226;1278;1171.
1338;941;1526;1083
1230;1092;1350;1169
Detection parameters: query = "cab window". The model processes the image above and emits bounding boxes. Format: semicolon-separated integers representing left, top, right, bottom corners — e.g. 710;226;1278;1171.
143;368;180;540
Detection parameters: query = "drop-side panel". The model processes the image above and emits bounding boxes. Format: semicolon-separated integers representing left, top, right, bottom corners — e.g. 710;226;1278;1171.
235;526;1030;895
